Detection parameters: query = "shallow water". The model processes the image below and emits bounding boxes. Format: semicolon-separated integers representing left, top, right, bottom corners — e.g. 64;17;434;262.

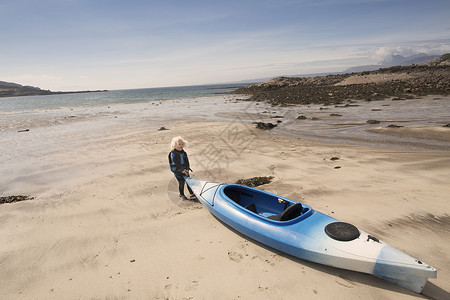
1;87;449;151
270;96;450;151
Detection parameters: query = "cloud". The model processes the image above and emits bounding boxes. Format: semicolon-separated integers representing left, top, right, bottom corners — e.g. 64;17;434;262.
367;39;450;63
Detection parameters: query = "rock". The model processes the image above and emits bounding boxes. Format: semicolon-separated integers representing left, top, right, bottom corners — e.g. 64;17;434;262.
254;122;277;130
158;127;169;131
367;120;380;124
387;124;404;128
18;129;30;132
297;115;307;120
330;157;340;161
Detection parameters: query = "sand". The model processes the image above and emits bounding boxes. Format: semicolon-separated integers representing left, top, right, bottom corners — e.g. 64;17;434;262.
1;96;449;300
334;73;422;86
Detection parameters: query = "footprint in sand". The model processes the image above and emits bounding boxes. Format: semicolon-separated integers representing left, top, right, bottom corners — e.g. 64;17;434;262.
228;251;244;263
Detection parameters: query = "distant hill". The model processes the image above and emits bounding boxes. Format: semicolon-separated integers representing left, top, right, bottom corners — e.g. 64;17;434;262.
0;81;107;98
0;81;51;97
344;65;381;73
344;54;442;73
228;54;444;85
0;81;23;88
381;53;441;66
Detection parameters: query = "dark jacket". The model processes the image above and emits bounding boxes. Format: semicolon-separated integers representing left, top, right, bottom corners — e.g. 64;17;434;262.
168;149;190;178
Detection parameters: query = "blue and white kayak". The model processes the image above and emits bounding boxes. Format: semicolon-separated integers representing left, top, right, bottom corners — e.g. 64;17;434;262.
185;177;437;293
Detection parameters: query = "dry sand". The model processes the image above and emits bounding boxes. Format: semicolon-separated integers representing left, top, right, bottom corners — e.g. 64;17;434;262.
334;73;422;86
1;98;449;299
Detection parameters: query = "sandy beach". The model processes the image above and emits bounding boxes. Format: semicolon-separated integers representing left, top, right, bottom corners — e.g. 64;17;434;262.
1;95;449;299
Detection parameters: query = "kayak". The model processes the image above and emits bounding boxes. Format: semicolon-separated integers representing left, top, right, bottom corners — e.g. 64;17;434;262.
185;177;437;293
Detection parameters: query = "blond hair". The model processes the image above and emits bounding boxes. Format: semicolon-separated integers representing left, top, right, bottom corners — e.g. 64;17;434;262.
171;136;187;149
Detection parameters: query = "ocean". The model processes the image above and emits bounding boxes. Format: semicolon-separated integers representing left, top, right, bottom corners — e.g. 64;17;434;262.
0;83;251;113
0;82;271;135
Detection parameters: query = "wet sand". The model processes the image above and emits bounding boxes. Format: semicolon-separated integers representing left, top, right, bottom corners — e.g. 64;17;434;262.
271;96;450;151
1;95;449;299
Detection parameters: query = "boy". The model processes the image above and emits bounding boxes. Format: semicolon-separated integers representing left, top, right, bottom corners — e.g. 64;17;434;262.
169;136;196;200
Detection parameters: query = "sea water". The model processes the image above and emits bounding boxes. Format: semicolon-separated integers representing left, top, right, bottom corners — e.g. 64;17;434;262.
0;83;267;132
0;83;250;113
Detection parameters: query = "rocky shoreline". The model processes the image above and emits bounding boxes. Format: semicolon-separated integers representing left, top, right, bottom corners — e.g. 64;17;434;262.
233;55;450;106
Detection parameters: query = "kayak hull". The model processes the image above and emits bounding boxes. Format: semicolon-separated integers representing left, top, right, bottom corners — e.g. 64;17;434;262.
185;177;437;293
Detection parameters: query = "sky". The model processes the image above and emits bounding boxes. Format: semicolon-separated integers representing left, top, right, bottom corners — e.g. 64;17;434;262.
1;0;450;91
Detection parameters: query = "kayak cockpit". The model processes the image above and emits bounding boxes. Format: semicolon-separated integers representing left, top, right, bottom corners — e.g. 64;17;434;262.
223;184;311;222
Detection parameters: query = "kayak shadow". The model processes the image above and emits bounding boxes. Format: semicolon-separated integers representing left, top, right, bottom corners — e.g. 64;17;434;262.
167;178;201;209
422;282;450;300
167;190;200;208
212;215;444;297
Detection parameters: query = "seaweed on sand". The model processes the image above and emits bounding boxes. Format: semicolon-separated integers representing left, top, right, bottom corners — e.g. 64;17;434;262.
235;176;274;187
0;195;35;204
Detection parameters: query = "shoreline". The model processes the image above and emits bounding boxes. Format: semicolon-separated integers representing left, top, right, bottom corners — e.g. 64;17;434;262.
1;95;449;299
2;94;449;151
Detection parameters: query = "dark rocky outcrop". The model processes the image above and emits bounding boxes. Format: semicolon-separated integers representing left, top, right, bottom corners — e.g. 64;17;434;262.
232;54;450;106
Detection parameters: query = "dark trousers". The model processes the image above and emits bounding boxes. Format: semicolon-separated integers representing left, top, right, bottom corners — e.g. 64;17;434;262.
176;176;193;196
